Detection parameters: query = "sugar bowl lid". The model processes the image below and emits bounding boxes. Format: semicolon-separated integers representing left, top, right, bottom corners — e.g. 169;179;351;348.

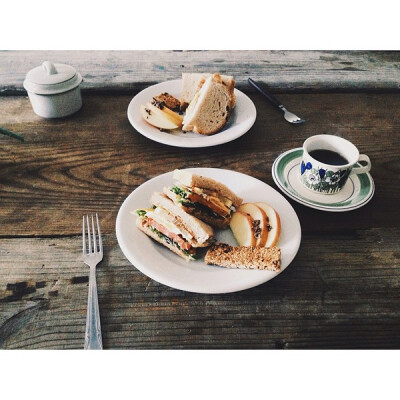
23;61;83;95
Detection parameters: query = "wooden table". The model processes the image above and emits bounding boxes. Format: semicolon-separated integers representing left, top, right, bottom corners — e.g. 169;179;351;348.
1;51;399;349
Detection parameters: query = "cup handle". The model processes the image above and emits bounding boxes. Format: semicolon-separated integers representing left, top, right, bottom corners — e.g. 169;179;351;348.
351;154;371;175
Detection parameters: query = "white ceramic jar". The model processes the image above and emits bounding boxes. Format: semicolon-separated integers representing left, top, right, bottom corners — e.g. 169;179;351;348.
23;61;83;118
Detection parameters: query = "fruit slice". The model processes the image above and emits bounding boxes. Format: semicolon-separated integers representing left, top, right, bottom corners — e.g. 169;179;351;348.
230;211;256;247
255;202;281;247
157;104;183;126
140;102;181;130
237;203;268;247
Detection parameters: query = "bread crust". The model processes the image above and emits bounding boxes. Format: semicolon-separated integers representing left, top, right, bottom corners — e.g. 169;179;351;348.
205;243;281;271
192;117;229;136
182;73;236;135
136;218;194;261
181;73;235;107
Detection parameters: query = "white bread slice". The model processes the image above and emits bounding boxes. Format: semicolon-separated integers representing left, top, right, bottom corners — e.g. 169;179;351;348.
163;187;230;229
136;218;194;261
150;192;214;245
205;243;281;271
172;169;243;208
181;73;236;108
255;202;281;248
230;211;256;246
181;73;208;108
237;203;269;247
182;73;235;135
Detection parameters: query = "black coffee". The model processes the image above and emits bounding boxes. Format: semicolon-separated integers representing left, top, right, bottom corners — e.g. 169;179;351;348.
309;149;349;166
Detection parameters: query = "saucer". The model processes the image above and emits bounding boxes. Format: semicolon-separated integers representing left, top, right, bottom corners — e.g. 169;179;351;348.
272;148;375;212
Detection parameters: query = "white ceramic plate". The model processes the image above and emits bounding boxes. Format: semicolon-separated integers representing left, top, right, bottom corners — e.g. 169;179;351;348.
272;148;375;212
116;168;301;294
127;80;256;148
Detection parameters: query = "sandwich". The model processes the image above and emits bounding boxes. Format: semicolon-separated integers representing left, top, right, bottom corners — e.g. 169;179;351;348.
135;192;214;261
164;169;243;229
205;243;281;272
181;72;236;110
182;73;236;135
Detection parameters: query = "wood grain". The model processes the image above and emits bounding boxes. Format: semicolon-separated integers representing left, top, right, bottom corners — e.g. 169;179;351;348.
1;92;399;237
1;228;399;349
1;51;400;94
1;57;400;348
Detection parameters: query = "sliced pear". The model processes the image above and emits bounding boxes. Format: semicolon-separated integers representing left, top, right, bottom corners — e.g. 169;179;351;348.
140;103;181;130
238;203;268;247
230;211;256;247
158;104;183;126
255;202;281;247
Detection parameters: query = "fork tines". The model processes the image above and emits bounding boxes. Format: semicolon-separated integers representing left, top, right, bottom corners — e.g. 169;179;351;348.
82;213;103;255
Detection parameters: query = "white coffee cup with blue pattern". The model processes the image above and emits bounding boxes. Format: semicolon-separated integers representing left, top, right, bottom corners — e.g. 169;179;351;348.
300;135;371;194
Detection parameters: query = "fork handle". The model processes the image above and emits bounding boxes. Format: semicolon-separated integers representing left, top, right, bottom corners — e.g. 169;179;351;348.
84;266;103;350
248;78;283;109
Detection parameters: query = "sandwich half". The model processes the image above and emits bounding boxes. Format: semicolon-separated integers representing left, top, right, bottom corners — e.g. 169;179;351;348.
164;169;243;229
181;72;236;109
135;192;214;261
182;73;236;135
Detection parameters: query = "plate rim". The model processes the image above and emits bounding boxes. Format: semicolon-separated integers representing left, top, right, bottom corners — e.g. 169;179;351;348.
272;148;375;212
116;167;302;294
127;79;257;148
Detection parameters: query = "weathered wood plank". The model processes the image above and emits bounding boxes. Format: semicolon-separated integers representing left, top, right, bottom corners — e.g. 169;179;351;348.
1;51;400;94
1;229;399;349
1;92;399;236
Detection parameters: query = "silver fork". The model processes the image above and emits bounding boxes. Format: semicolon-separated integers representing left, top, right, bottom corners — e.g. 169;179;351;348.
82;214;103;350
248;78;306;124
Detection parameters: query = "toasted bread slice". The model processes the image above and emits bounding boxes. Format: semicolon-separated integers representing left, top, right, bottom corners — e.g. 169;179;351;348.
205;243;281;271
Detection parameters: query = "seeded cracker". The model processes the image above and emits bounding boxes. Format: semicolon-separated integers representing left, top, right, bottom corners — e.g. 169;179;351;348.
204;243;281;271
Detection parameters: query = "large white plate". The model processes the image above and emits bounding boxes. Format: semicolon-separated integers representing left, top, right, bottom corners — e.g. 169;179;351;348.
127;80;256;148
116;168;301;294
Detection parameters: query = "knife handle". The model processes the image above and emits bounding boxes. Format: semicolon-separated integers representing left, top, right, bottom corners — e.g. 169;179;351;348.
248;78;283;109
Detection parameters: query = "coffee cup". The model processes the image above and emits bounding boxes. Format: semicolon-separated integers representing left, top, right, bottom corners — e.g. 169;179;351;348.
300;135;371;194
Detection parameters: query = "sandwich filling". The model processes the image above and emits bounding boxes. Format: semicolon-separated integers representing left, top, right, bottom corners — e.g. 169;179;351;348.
135;207;199;259
169;185;236;221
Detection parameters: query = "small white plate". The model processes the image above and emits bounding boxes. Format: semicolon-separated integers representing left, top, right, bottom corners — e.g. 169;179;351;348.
272;148;375;212
116;168;301;294
127;80;256;148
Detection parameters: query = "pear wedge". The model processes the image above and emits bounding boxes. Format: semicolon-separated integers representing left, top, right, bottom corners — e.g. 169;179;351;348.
230;211;256;247
140;102;181;130
255;202;281;247
238;203;268;247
